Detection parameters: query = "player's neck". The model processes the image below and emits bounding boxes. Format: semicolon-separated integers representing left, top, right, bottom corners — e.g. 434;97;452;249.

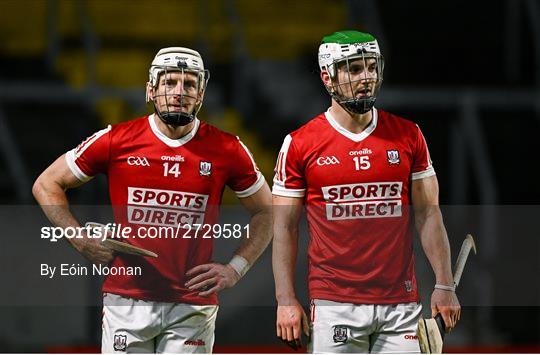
153;115;196;140
330;101;373;134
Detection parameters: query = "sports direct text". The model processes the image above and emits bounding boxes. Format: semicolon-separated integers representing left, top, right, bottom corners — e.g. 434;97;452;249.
41;223;249;242
322;181;403;220
127;187;208;227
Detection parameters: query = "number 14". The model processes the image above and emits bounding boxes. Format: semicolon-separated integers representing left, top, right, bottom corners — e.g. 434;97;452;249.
163;162;181;177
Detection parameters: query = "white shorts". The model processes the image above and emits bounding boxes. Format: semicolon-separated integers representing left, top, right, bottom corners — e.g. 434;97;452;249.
102;293;218;353
308;299;422;354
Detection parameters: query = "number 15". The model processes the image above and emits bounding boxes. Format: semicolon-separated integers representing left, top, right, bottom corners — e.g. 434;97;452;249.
353;156;370;170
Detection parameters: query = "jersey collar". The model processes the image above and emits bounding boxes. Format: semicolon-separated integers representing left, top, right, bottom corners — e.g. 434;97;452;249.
148;114;200;147
324;108;378;142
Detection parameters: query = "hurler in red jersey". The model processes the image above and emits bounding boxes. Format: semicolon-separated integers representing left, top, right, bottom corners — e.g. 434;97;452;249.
272;30;461;353
34;46;272;353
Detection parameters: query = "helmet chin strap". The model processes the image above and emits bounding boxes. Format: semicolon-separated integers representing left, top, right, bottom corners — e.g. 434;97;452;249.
154;105;195;127
330;90;376;115
151;90;198;127
340;96;376;115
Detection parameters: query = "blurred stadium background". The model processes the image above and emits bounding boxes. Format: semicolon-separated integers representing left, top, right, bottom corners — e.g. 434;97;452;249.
0;0;538;352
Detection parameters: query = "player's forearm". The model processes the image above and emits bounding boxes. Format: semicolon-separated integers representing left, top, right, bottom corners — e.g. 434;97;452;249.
33;177;79;227
416;206;453;285
32;156;86;230
234;206;272;264
272;226;299;304
33;177;84;252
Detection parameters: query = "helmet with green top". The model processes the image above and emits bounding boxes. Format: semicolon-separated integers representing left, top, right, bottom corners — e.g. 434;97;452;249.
318;30;384;114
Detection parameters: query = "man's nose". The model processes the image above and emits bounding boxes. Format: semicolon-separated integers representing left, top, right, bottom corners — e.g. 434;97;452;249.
360;70;376;82
172;83;185;96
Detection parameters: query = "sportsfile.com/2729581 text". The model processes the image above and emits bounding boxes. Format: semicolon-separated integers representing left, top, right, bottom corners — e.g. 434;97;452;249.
40;223;250;242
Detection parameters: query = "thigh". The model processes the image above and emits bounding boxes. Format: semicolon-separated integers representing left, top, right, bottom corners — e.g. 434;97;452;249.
370;303;422;354
309;300;374;354
156;304;218;354
101;293;160;353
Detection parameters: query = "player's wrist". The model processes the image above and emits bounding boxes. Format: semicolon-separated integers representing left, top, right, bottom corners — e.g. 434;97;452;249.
435;274;454;286
68;235;87;253
276;293;299;305
228;255;250;279
434;283;456;292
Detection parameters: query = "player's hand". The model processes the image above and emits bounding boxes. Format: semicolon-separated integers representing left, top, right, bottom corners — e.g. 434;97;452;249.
276;300;309;350
431;288;461;332
185;263;240;297
72;236;115;265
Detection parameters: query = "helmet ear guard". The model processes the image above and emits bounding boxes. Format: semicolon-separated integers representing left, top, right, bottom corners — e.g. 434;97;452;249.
148;47;210;127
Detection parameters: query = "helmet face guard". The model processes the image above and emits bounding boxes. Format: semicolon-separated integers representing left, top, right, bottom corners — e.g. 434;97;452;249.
147;47;210;127
318;31;384;114
327;53;384;114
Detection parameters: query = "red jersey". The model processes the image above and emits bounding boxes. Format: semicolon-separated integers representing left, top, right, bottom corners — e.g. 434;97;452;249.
66;114;264;305
273;108;435;304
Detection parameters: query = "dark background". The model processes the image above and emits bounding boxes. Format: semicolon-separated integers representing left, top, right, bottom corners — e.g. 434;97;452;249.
0;0;538;352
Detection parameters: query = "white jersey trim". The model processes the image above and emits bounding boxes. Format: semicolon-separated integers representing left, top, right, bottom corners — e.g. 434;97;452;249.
275;135;292;184
272;134;305;198
416;124;434;169
238;138;259;174
272;184;305;198
235;172;266;198
412;166;436;180
325;108;378;142
65;150;92;182
234;138;266;198
74;125;111;158
148;114;200;148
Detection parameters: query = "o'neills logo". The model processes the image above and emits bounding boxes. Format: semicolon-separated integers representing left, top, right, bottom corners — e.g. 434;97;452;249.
184;339;206;346
127;187;208;227
322;182;402;220
349;148;373;156
161;155;185;162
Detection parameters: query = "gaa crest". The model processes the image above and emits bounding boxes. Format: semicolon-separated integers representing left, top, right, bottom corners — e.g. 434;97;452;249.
333;325;348;343
113;334;127;351
199;161;212;176
387;150;400;165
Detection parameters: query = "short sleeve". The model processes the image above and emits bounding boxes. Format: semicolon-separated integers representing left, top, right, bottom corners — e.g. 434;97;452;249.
227;137;265;198
65;126;112;182
272;134;306;197
411;125;436;180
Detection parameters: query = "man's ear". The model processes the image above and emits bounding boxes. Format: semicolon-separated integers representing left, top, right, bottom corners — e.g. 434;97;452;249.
321;71;331;86
146;82;154;103
196;88;205;106
320;71;334;92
